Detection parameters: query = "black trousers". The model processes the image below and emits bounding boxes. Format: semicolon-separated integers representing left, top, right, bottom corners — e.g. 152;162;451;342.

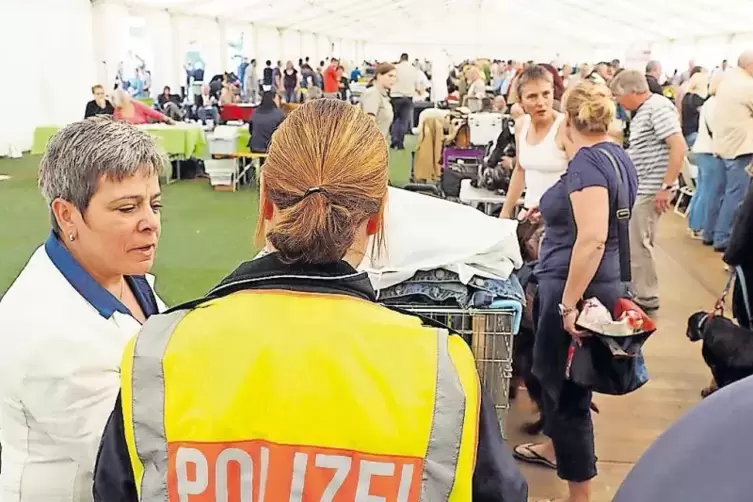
541;378;595;482
390;97;413;148
533;278;622;483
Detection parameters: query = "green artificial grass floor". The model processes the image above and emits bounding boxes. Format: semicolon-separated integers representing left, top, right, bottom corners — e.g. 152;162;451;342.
0;138;415;305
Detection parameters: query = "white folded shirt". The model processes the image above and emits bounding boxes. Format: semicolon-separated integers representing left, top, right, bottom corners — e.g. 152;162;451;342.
360;187;523;291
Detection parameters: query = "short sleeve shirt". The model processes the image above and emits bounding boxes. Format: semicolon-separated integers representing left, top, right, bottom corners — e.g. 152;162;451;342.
536;142;638;283
360;86;394;140
626;94;682;194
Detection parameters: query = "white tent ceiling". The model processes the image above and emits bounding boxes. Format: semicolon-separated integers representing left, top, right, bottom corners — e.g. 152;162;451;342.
124;0;753;50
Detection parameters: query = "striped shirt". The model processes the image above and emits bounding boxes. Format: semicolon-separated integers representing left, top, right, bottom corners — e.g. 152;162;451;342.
627;94;682;195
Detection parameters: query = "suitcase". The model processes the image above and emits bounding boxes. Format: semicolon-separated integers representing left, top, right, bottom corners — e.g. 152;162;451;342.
468;112;504;146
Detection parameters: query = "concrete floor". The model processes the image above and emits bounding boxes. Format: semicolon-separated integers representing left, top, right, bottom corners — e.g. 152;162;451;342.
506;211;728;502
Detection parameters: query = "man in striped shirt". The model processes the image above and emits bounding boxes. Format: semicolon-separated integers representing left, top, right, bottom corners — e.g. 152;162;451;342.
611;70;687;310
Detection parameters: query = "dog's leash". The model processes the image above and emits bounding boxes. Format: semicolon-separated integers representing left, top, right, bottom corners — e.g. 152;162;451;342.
714;268;737;317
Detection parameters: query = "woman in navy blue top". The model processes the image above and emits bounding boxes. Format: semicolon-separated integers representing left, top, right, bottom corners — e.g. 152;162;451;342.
513;81;638;502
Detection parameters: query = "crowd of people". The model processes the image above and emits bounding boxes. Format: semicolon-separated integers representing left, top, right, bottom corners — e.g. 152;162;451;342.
3;45;753;502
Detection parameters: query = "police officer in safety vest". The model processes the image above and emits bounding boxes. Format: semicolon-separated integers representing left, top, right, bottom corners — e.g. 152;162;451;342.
93;99;528;502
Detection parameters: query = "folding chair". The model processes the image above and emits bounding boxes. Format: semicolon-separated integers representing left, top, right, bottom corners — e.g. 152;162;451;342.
674;157;697;217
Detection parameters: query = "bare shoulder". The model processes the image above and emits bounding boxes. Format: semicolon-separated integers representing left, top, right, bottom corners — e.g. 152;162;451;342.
513;113;526;135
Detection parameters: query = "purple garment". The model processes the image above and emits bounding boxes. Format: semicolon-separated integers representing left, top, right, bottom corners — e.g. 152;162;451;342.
535;142;638;283
614;375;753;502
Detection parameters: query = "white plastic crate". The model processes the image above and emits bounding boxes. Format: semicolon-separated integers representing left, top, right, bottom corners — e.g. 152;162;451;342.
208;138;236;155
208;126;240;155
209;173;234;187
205;159;236;187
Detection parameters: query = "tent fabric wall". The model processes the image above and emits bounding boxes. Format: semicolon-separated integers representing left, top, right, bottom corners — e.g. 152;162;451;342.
240;24;255;62
3;0;753;157
140;9;179;92
91;1;131;90
172;15;222;81
301;32;318;62
255;25;282;65
317;34;332;63
340;39;356;65
281;30;303;62
0;0;95;156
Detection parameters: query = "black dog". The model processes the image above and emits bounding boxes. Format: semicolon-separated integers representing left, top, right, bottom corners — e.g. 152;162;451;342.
687;311;753;390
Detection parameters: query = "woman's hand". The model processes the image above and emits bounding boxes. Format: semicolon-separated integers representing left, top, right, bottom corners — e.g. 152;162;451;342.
525;207;542;224
562;309;588;344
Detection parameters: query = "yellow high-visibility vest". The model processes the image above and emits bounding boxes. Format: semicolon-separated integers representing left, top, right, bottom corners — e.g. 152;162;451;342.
120;289;481;501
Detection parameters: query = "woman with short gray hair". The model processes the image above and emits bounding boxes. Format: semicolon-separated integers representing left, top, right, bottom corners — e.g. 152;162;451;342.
0;116;167;502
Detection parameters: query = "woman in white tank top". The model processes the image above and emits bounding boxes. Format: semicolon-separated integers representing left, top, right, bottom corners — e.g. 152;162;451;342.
500;65;571;219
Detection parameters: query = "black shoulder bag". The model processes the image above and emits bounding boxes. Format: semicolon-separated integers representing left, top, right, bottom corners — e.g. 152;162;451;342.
565;148;655;396
600;148;632;283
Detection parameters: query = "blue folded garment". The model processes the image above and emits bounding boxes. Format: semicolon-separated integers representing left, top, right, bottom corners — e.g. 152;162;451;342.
488;299;523;335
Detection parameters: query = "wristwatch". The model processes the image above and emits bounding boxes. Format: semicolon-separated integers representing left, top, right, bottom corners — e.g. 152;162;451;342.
660;183;674;192
558;303;577;317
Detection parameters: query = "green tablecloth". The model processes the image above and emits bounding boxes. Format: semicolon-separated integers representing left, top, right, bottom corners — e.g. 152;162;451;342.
143;125;207;158
31;124;207;158
31;127;60;155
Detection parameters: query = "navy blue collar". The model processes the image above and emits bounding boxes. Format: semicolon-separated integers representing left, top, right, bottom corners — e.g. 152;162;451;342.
44;232;158;319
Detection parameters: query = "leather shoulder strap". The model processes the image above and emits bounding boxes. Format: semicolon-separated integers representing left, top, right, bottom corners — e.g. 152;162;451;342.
597;148;632;283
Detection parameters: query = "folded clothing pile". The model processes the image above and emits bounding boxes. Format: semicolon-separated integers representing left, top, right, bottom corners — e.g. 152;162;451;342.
360;186;523;290
377;267;524;309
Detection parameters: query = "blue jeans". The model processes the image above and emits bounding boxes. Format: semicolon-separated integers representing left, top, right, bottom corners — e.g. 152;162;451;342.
197;106;219;125
702;154;752;249
687;153;719;232
684;132;698;149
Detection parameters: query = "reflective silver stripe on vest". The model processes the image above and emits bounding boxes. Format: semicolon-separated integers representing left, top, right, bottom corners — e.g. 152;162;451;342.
131;309;189;501
420;329;466;501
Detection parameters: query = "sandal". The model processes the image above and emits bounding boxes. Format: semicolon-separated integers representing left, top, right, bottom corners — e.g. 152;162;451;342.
512;442;557;470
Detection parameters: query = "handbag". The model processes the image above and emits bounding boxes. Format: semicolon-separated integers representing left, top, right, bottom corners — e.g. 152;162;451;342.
565;148;656;395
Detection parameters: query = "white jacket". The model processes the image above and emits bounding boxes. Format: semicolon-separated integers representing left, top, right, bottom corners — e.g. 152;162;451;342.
0;239;166;501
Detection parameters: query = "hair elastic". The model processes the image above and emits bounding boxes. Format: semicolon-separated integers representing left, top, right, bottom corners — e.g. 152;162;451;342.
303;186;328;198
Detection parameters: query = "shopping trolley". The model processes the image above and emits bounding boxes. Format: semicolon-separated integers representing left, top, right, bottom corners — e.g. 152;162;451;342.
392;305;517;436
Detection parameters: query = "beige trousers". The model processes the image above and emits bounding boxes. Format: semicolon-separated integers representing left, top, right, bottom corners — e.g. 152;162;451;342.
629;194;661;308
